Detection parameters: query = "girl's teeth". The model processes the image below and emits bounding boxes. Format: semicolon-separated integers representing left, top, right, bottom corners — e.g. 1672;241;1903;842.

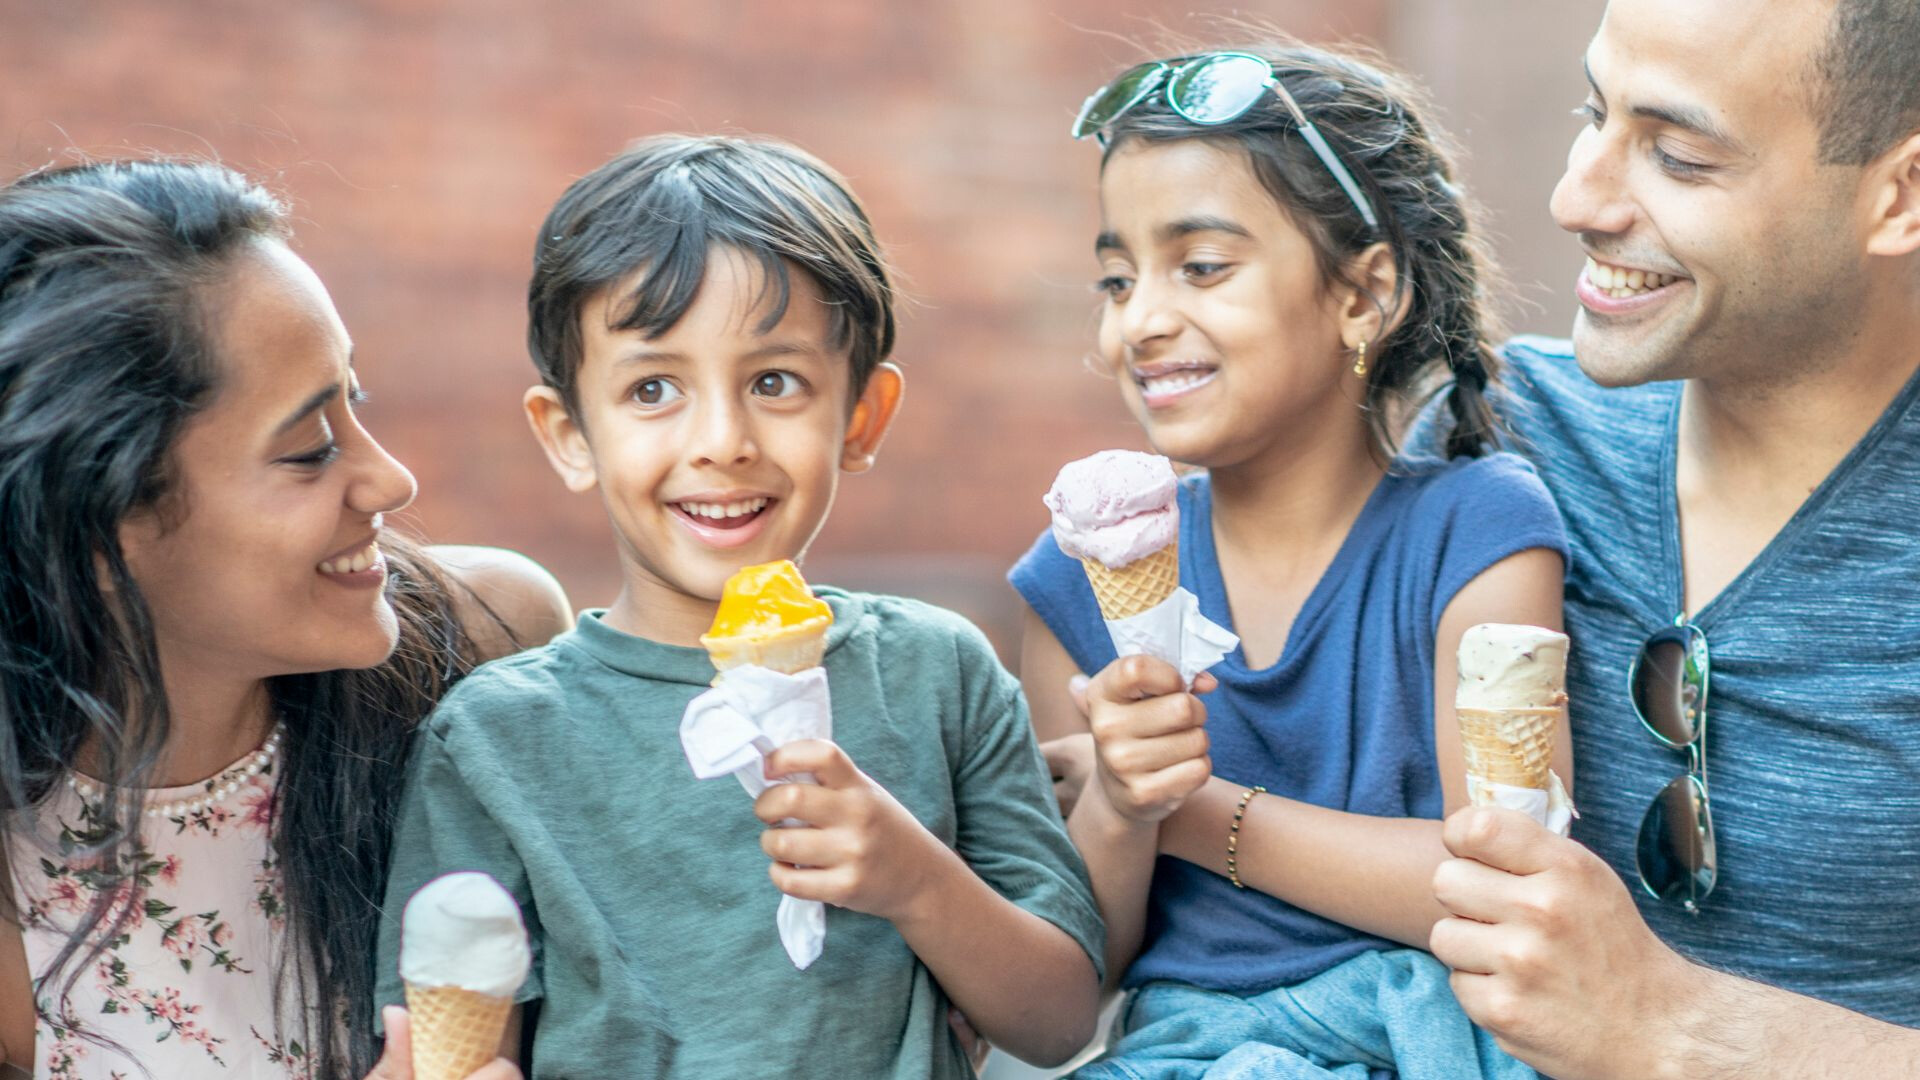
680;497;769;521
1145;371;1214;395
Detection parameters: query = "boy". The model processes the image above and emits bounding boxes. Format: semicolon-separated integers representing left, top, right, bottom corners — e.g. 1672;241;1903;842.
374;135;1103;1078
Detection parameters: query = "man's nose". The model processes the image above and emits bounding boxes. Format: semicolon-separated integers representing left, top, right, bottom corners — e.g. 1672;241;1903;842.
1550;127;1635;238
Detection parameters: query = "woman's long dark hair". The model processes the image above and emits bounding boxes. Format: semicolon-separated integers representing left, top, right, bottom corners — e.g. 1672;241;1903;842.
0;159;477;1078
1097;34;1507;461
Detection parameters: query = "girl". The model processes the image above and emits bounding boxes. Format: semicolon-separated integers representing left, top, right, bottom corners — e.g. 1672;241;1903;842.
1011;40;1570;1078
0;160;565;1080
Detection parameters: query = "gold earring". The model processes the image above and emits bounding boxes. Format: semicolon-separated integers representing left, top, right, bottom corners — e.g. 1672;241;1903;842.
1352;340;1368;378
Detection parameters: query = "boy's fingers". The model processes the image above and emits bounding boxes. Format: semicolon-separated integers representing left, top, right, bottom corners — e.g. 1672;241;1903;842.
760;823;840;867
751;780;836;825
768;860;853;904
1442;806;1568;876
762;739;858;786
367;1006;411;1079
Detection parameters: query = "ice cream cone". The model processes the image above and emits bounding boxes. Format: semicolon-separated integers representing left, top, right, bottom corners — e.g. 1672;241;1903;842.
701;619;831;676
1457;705;1558;794
404;981;513;1080
1079;543;1180;621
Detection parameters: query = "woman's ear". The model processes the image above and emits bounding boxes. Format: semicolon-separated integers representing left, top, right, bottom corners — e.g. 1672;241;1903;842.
842;362;905;474
523;386;599;494
1336;241;1402;350
1864;131;1920;258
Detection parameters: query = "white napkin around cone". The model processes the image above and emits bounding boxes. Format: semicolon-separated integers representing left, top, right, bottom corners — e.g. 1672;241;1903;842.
1102;586;1239;686
680;664;833;969
1466;770;1575;837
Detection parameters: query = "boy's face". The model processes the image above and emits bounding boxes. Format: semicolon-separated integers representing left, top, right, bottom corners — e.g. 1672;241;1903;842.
527;248;901;638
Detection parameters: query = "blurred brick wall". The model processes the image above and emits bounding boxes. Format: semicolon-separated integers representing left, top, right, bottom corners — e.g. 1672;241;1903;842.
0;0;1384;659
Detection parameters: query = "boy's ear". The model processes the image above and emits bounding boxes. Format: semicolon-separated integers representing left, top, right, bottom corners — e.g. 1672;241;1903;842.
841;362;904;474
523;386;599;494
1864;130;1920;258
1336;241;1403;352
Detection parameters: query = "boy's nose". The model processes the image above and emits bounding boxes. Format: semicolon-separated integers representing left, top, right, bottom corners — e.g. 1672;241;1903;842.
688;400;759;468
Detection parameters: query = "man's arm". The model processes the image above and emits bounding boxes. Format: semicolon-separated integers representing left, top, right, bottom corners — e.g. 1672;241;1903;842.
1430;807;1920;1079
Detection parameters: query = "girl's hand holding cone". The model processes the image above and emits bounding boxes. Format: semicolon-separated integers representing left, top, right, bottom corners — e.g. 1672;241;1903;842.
1084;655;1218;823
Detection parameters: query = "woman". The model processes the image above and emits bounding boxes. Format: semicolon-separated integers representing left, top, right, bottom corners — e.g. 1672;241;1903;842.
0;159;566;1079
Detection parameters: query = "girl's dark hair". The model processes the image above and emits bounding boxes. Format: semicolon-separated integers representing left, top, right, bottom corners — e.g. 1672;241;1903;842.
1098;36;1504;460
0;159;477;1078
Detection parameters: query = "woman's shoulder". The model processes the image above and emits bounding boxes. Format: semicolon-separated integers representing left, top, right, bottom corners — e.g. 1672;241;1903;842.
428;544;573;662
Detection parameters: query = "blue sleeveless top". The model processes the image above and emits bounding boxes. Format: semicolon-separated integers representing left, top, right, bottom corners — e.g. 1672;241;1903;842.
1010;454;1568;991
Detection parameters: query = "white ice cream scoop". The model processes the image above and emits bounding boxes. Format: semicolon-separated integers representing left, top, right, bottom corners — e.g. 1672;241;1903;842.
400;871;531;998
1456;623;1569;711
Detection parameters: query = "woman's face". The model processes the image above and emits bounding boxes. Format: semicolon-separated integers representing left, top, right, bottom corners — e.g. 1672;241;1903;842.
1094;138;1359;470
118;239;418;684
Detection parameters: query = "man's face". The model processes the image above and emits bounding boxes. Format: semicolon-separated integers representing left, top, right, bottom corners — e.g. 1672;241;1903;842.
1552;0;1865;389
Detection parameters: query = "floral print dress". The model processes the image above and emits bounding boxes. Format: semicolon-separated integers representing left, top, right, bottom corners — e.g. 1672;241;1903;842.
7;730;319;1079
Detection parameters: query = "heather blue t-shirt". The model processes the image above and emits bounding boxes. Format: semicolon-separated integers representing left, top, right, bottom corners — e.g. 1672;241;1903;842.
1010;453;1567;992
1488;337;1920;1026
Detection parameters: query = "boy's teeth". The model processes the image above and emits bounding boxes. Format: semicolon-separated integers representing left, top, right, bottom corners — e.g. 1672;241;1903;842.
679;497;769;521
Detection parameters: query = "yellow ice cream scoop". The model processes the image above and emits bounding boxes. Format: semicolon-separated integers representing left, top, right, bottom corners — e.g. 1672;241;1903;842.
701;561;833;675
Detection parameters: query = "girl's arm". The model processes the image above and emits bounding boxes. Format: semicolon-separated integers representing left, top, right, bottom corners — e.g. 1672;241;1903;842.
1019;606;1092;742
1157;547;1568;948
1068;656;1216;989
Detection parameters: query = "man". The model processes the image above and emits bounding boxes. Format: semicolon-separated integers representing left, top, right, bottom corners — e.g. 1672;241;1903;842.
1428;0;1920;1075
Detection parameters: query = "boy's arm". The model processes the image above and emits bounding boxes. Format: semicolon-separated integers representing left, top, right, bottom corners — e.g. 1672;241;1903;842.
375;711;543;1034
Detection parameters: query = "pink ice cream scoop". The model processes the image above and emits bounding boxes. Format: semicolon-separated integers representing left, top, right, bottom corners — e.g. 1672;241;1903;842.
1044;450;1180;568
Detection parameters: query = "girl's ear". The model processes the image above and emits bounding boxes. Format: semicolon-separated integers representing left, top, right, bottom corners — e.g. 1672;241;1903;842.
842;362;905;474
523;386;599;494
1336;241;1403;351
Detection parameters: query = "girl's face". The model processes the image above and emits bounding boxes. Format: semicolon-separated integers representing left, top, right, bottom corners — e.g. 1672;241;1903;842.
1095;138;1360;469
118;239;419;686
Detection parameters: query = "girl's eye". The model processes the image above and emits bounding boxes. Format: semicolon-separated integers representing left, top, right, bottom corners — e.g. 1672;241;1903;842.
1094;275;1134;298
285;442;341;469
1573;101;1605;128
752;371;805;398
633;377;682;407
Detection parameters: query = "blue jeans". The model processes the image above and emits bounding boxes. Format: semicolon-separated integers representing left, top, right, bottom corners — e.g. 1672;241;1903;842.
1071;949;1537;1080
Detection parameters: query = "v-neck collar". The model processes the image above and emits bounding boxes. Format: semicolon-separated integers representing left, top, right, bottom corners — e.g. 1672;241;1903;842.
1190;470;1396;679
1658;362;1920;628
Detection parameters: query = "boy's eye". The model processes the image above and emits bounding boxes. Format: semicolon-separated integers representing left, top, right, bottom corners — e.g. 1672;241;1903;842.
633;377;683;407
751;371;804;398
1182;262;1228;283
1094;274;1134;299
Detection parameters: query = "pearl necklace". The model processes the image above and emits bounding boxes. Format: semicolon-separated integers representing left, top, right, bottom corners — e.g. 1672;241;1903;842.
67;724;284;819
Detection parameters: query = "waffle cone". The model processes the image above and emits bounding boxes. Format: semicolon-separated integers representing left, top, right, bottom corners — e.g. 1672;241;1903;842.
404;982;512;1080
1080;544;1180;620
1457;706;1558;792
700;618;830;677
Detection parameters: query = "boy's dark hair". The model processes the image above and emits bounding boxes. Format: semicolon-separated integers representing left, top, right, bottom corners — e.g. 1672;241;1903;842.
1098;37;1505;462
528;134;896;412
1811;0;1920;166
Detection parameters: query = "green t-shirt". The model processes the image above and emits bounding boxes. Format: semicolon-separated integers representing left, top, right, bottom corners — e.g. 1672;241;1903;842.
375;589;1102;1078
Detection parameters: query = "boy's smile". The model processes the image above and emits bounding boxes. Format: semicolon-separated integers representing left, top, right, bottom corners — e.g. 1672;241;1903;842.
527;246;902;646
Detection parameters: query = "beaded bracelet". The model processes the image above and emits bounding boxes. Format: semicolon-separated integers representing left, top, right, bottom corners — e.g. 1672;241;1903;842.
1227;785;1267;889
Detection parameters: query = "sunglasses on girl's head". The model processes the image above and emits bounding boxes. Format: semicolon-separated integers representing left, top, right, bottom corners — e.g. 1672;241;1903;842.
1630;620;1716;913
1071;51;1380;231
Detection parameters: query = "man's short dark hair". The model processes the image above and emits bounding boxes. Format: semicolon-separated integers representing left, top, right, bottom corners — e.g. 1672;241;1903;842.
528;134;896;411
1811;0;1920;166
